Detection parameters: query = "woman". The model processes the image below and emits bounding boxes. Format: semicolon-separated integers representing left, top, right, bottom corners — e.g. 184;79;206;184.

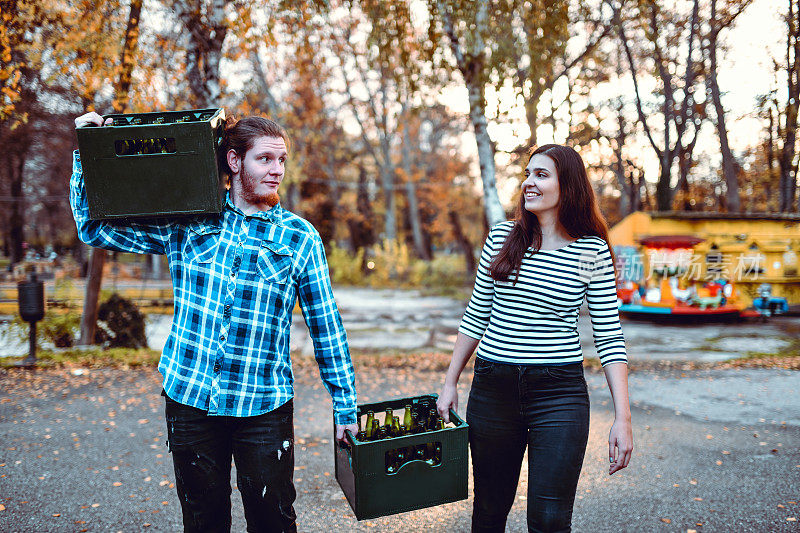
437;144;633;533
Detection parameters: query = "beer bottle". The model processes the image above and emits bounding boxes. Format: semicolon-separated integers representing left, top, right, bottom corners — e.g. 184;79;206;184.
398;425;407;438
364;411;375;441
411;409;421;433
355;413;363;441
425;442;436;464
383;408;394;432
436;419;445;431
434;442;442;464
414;444;426;461
429;409;439;431
395;447;407;471
403;404;413;432
165;137;177;153
385;449;397;473
392;416;401;437
371;419;380;441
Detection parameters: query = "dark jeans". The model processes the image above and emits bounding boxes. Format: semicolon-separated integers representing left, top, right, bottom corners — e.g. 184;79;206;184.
466;359;590;533
162;390;297;533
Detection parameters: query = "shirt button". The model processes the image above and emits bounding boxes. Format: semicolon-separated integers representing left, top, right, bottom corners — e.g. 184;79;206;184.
213;362;221;373
225;304;231;311
220;333;226;341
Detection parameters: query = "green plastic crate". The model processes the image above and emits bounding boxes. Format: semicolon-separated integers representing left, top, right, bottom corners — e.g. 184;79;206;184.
334;394;468;520
75;108;227;220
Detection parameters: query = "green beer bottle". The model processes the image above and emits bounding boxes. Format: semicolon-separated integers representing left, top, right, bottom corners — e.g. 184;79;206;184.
385;449;397;473
403;404;413;432
429;409;439;431
364;411;375;441
383;408;394;433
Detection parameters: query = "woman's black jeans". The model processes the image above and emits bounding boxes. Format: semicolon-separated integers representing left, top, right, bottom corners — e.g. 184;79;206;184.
162;391;297;533
466;359;590;533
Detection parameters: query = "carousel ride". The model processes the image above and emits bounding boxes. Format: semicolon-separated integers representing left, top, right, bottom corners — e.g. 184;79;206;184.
615;235;763;319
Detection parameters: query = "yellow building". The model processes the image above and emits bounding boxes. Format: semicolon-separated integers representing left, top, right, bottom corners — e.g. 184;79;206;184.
609;211;800;308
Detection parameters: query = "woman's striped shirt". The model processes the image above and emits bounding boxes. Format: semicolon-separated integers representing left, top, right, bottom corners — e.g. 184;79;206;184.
459;221;627;367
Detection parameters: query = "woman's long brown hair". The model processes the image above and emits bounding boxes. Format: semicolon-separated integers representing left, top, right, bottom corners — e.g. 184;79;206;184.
489;144;614;283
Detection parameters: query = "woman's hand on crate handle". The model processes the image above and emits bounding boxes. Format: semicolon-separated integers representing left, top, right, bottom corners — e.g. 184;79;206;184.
75;111;113;128
336;423;359;445
437;332;481;424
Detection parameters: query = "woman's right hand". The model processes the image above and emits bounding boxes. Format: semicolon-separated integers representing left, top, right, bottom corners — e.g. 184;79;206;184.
437;382;458;424
75;111;113;128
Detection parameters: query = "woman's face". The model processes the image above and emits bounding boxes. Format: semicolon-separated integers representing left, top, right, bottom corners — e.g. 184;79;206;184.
522;153;560;215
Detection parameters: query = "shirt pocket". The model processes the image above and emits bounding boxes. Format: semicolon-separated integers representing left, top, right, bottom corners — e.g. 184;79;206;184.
183;223;221;264
257;240;293;284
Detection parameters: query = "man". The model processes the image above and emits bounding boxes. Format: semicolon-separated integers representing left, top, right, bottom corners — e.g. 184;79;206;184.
71;112;359;532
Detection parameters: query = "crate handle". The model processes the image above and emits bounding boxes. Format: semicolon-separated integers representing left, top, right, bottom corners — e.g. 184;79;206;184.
338;429;356;467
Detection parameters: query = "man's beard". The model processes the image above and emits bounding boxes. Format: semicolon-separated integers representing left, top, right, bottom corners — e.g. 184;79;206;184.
240;164;280;208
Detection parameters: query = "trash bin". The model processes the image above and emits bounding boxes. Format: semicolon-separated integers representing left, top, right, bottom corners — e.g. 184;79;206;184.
17;272;45;366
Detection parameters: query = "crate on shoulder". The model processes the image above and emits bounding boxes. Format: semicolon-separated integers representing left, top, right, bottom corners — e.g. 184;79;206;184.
75;108;226;220
334;394;468;520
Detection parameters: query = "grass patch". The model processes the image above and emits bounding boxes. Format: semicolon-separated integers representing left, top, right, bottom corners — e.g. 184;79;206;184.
0;347;161;369
717;337;800;370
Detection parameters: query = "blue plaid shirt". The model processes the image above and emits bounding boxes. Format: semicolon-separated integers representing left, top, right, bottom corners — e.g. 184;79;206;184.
69;151;357;424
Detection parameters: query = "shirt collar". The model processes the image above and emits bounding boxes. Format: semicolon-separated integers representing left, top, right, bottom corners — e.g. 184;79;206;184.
225;191;283;224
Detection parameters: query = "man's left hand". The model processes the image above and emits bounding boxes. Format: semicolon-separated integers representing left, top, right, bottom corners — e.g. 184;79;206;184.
335;423;359;445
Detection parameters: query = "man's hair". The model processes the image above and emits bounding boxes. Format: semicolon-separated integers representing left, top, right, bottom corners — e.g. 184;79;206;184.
217;116;291;177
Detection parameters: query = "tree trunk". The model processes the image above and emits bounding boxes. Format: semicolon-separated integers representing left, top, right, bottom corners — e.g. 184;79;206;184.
467;77;505;226
706;0;740;212
448;210;475;277
781;0;800;211
8;151;25;265
112;0;143;112
379;157;397;241
401;121;430;259
437;0;505;227
524;89;543;148
78;248;106;345
767;107;777;210
177;0;229;108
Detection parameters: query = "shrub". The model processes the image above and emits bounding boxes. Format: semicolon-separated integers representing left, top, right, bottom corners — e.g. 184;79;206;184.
10;311;81;348
327;240;471;291
96;293;148;349
327;244;366;285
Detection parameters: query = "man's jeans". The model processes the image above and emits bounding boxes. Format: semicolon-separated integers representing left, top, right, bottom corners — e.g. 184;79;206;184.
162;391;297;533
466;359;590;533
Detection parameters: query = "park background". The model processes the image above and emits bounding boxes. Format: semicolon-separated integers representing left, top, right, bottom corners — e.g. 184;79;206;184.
1;0;800;531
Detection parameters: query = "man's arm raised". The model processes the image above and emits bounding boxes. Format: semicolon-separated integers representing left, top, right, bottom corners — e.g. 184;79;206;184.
70;112;172;256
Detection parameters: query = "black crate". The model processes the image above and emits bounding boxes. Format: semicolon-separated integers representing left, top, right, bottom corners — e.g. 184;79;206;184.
334;394;468;520
75;108;227;220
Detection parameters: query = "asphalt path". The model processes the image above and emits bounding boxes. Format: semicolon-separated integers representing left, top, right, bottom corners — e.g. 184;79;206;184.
1;361;798;532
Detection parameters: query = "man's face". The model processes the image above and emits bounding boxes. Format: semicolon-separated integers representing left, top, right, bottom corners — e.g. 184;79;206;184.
234;135;287;207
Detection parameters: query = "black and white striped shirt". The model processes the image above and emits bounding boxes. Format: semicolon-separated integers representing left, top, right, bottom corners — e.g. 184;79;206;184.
459;221;627;367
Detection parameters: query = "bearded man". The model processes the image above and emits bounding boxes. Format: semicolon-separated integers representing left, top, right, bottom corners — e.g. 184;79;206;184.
70;112;358;533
